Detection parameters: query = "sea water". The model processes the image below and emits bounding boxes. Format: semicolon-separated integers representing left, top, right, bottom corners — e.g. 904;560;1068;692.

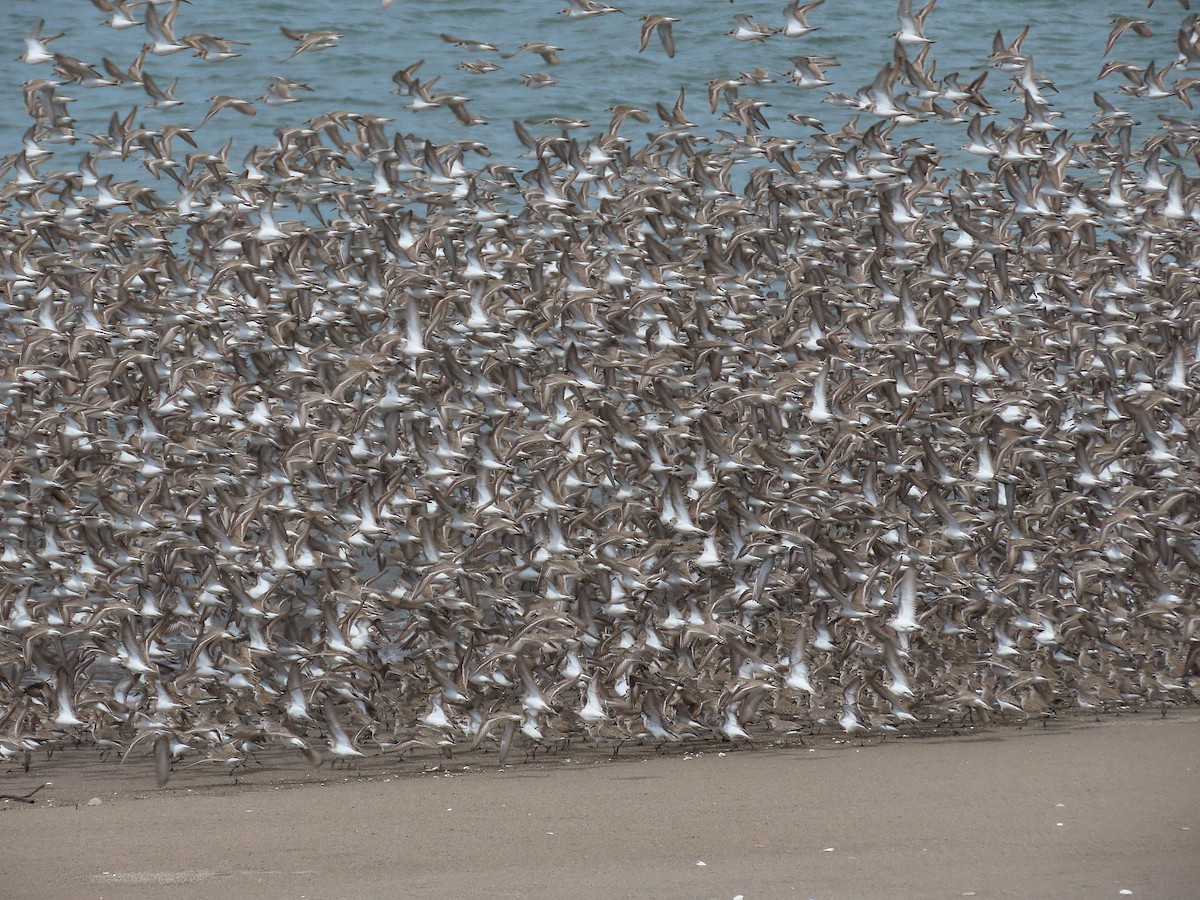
0;0;1191;170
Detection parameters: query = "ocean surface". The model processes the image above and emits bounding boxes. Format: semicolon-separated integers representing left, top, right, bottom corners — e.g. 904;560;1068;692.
0;0;1192;172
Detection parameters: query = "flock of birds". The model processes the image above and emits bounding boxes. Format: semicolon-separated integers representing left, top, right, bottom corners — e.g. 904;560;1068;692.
2;0;1200;785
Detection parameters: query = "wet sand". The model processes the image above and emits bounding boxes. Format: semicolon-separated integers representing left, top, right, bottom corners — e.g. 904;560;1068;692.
2;709;1197;900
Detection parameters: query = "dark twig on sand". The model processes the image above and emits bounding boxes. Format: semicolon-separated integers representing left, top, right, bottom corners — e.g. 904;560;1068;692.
0;783;49;804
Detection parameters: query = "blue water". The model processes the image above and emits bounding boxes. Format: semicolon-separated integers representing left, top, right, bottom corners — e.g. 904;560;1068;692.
0;0;1191;168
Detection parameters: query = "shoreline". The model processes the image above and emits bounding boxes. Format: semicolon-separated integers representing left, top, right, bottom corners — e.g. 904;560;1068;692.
3;701;1197;803
3;706;1197;899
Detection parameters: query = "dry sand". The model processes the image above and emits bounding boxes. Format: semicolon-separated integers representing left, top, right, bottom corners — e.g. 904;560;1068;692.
2;709;1197;900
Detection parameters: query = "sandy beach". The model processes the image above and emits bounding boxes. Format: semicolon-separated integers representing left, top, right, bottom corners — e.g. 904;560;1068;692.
2;708;1196;900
